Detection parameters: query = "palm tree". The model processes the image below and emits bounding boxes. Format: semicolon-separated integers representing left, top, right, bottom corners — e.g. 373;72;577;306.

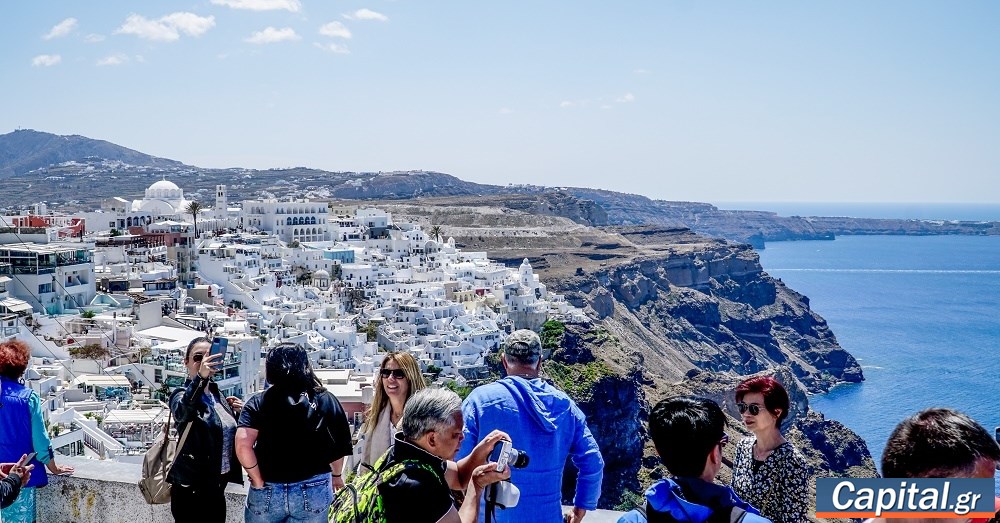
184;201;203;237
429;225;443;242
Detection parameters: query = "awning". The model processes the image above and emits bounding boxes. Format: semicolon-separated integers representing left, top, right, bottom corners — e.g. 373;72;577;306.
0;298;33;313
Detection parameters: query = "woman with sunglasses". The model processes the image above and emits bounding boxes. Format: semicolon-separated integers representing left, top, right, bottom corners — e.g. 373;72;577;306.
167;336;244;523
358;351;426;471
729;375;809;523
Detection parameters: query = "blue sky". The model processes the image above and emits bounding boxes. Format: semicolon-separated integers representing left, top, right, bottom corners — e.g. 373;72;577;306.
3;1;999;203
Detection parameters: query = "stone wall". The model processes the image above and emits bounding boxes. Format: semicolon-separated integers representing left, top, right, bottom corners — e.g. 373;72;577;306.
36;456;625;522
36;456;246;523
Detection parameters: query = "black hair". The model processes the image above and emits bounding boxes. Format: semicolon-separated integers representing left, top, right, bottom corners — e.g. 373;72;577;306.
184;336;211;362
882;408;1000;478
649;396;727;478
265;344;324;394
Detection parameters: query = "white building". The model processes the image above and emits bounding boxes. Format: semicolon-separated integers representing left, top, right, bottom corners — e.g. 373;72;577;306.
243;199;330;243
0;243;96;315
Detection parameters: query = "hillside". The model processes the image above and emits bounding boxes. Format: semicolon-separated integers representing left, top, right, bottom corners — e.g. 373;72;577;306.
378;199;876;516
3;130;998;247
0;129;184;177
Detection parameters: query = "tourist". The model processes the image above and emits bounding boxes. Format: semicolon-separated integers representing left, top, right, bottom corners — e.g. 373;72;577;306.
729;376;809;523
358;351;426;471
338;387;511;523
0;340;75;523
617;396;769;522
167;336;244;523
865;408;1000;523
456;329;604;523
236;344;353;523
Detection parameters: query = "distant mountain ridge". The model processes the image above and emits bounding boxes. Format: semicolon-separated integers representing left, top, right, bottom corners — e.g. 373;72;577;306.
0;129;184;177
3;129;998;246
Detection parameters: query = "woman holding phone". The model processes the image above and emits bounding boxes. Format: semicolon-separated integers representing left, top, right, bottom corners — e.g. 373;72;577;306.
236;344;353;523
0;339;74;523
167;336;244;523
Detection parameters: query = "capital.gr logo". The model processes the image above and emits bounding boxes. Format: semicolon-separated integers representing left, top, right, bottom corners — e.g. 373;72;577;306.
816;478;996;519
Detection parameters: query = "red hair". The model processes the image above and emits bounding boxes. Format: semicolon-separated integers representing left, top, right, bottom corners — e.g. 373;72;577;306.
0;339;31;380
735;375;790;427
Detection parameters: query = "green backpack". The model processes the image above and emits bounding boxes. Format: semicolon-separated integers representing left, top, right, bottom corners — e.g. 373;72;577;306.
329;452;444;523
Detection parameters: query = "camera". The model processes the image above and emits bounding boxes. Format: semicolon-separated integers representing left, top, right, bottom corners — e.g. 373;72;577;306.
491;440;529;473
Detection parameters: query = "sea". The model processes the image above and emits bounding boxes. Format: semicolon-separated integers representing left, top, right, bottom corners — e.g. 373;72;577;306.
744;203;1000;481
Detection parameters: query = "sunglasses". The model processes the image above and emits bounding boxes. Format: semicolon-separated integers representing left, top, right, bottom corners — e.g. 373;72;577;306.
380;369;407;380
736;402;763;416
192;353;204;363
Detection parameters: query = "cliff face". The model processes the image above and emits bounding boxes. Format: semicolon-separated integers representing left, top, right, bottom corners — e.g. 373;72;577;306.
548;242;863;393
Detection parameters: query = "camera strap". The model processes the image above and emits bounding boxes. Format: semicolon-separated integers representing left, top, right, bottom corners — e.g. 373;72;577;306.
485;482;498;523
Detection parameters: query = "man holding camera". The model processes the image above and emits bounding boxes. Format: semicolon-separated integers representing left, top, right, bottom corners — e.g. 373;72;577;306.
457;330;604;523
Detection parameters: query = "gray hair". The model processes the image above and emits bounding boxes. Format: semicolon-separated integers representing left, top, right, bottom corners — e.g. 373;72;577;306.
400;387;463;439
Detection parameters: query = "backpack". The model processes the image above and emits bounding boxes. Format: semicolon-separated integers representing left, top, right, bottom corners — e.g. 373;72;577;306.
636;502;747;523
329;451;444;523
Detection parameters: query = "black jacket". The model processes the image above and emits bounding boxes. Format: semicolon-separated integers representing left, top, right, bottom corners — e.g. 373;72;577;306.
166;376;243;488
1;472;21;509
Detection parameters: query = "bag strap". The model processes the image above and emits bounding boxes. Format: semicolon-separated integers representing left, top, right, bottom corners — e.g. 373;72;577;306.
729;506;746;523
161;392;196;474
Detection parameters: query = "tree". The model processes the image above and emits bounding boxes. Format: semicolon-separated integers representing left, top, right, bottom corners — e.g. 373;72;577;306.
184;201;203;237
429;225;443;242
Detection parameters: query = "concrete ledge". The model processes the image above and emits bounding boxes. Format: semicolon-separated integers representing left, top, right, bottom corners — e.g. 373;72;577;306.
38;456;246;523
37;456;624;523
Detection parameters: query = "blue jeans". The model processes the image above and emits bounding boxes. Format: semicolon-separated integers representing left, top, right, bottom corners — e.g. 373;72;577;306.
245;472;333;523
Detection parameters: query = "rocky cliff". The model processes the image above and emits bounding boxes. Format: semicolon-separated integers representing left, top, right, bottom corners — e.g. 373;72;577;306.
379;200;875;515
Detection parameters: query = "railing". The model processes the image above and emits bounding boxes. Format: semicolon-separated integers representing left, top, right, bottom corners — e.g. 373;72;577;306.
73;411;125;459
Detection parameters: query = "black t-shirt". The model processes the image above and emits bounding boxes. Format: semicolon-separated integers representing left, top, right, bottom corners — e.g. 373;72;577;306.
379;438;453;523
239;386;353;484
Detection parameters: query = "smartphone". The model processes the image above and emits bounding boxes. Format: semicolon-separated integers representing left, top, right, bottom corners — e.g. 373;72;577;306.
209;337;228;359
19;452;36;467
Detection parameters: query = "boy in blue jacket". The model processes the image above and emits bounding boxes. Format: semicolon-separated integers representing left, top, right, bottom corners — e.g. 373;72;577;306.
618;396;770;523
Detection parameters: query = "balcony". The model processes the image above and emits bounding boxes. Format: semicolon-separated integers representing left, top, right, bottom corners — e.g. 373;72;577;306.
38;457;625;523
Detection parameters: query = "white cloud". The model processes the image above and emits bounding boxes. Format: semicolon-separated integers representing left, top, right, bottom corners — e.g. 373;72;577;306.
499;108;512;114
97;53;129;66
314;42;350;54
115;12;216;41
319;21;352;39
616;92;635;103
211;0;301;12
32;54;61;67
135;55;146;63
633;68;651;75
246;27;300;44
161;13;216;37
559;101;574;108
601;104;613;110
84;33;106;43
44;18;77;40
343;9;388;22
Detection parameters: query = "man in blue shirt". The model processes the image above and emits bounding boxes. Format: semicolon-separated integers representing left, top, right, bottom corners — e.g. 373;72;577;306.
617;397;769;523
457;329;604;523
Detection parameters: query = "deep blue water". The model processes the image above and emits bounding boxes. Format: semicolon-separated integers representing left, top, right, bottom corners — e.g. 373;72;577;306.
756;234;1000;473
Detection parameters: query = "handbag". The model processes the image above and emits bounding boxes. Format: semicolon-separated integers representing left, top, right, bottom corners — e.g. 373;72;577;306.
138;406;194;504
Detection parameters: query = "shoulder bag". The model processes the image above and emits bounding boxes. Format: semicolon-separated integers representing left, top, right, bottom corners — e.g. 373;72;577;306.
138;406;194;504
